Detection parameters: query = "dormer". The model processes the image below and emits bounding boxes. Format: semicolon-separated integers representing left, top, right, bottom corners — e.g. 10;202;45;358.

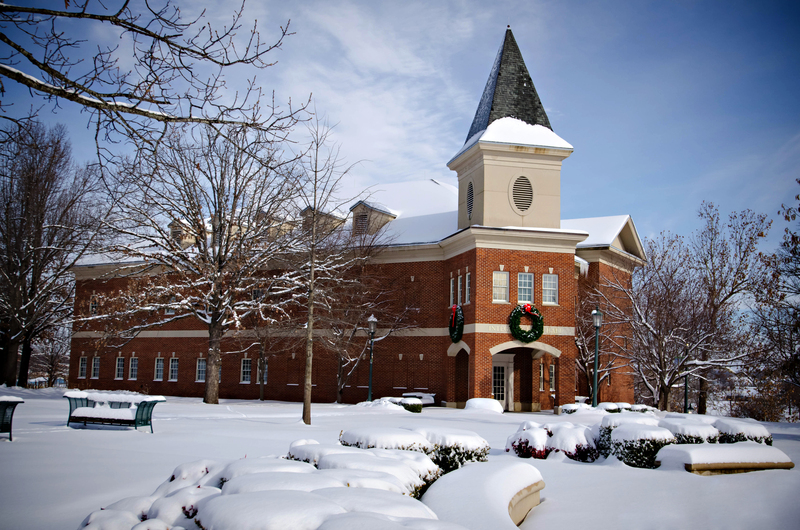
349;200;397;236
168;219;195;249
300;207;346;234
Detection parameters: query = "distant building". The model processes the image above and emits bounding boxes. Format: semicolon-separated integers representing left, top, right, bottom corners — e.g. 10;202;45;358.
71;28;645;410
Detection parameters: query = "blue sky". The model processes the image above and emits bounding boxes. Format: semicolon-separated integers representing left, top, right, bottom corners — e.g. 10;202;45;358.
7;0;800;250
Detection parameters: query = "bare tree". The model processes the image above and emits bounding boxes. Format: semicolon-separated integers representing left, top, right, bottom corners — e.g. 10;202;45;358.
93;123;302;404
0;1;304;153
0;120;101;386
30;326;70;387
690;202;771;413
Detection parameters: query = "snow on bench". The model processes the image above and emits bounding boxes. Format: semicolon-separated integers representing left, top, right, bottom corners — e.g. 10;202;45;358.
422;460;545;529
64;391;166;433
656;441;795;475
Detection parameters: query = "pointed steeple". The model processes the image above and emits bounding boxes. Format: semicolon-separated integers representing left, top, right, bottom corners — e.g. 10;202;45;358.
465;27;552;142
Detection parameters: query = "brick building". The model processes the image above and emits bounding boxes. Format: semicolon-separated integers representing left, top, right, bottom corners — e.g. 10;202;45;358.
70;28;645;410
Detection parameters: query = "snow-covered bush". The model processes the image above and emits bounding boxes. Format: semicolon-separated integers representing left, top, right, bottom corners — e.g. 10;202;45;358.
506;426;550;459
611;424;675;469
658;419;720;444
412;427;490;473
464;398;504;413
597;402;620;413
560;403;591;414
339;428;433;453
545;423;599;462
401;397;423;413
597;413;660;457
714;418;773;445
616;402;632;411
630;404;658;413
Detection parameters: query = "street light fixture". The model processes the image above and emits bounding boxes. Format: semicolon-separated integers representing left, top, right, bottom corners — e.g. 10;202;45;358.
367;314;377;402
591;306;603;407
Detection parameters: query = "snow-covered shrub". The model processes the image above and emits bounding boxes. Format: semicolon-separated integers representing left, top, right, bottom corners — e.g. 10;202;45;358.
611;424;675;469
630;404;658;413
714;418;773;445
339;427;433;453
616;402;632;411
505;427;550;459
658;419;720;444
545;423;599;462
412;427;490;473
597;413;660;457
401;397;423;413
464;398;504;413
560;403;591;414
287;441;365;466
597;402;620;413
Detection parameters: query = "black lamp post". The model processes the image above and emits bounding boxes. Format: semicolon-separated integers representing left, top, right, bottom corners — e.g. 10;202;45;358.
591;306;603;407
367;314;377;402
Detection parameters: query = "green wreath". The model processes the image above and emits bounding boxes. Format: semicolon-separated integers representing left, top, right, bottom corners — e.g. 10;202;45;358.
449;305;464;343
508;304;543;343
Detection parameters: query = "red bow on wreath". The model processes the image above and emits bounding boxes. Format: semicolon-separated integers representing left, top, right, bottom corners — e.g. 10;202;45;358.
451;304;458;326
524;303;532;314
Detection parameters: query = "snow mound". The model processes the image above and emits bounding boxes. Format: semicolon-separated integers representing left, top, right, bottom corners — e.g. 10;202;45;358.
713;418;772;441
596;402;620;412
656;441;793;469
658;419;720;442
611;424;675;443
147;485;220;527
317;452;433;496
464;398;503;414
422;461;543;530
219;456;316;482
356;400;408;412
340;427;433;453
0;395;23;402
664;412;718;424
287;443;365;466
411;427;489;453
601;412;660;429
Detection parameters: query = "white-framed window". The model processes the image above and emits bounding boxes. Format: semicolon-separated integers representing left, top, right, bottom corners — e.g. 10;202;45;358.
517;273;533;304
129;357;138;380
457;275;463;305
549;364;556;392
196;358;206;382
165;297;176;315
89;296;98;316
543;274;559;305
169;358;179;381
539;363;544;392
449;277;455;306
115;357;125;380
241;358;252;383
251;289;263;301
465;272;471;304
492;271;509;302
78;356;87;379
154;358;164;381
91;357;100;379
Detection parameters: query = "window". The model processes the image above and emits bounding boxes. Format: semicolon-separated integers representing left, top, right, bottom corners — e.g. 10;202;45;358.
129;357;138;380
549;364;556;392
539;363;544;392
78;356;87;378
457;275;463;305
449;278;455;306
492;366;505;401
492;271;509;302
115;357;125;380
517;273;533;304
155;358;164;381
241;358;252;383
251;289;263;301
196;358;206;382
89;297;98;316
165;297;176;316
91;357;100;379
465;272;471;304
543;274;559;305
169;358;179;381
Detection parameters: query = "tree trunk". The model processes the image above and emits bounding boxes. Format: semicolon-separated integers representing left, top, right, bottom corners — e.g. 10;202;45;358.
204;322;223;404
658;387;671;411
698;377;708;415
2;340;19;387
259;343;266;401
303;290;314;424
16;334;33;387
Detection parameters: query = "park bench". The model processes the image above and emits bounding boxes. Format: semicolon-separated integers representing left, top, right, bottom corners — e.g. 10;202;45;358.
655;441;795;475
64;391;166;433
0;396;23;441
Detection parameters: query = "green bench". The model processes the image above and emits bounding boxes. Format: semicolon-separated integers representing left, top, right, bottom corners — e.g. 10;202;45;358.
64;391;166;433
0;396;23;441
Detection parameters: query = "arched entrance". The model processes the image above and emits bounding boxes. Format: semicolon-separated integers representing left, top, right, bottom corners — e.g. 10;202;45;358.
489;341;561;412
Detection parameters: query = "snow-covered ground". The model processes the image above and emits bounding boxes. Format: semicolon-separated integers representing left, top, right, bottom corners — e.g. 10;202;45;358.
1;386;799;529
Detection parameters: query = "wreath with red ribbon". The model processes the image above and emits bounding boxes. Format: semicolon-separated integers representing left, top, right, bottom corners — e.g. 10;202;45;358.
449;304;464;343
508;303;544;343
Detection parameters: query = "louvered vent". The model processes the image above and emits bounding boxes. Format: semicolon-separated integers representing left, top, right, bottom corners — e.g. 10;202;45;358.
512;176;533;212
467;181;474;220
354;213;369;235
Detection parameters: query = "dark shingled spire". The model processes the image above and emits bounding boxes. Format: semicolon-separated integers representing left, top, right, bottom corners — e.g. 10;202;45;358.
465;28;552;143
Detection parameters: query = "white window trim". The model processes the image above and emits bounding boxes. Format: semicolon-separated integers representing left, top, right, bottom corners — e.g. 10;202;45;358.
168;358;179;382
196;358;207;383
449;277;455;306
549;364;556;392
78;356;87;379
542;274;559;306
91;357;100;379
465;272;471;304
492;271;510;303
517;272;533;304
115;357;125;380
154;358;164;381
129;357;138;381
457;275;463;305
240;358;252;384
539;363;544;392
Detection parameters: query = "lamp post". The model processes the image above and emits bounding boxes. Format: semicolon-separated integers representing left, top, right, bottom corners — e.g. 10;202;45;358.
591;306;603;407
367;314;377;402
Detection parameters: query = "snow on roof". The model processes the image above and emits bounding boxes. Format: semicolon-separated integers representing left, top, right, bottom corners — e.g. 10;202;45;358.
561;215;632;248
450;117;573;164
